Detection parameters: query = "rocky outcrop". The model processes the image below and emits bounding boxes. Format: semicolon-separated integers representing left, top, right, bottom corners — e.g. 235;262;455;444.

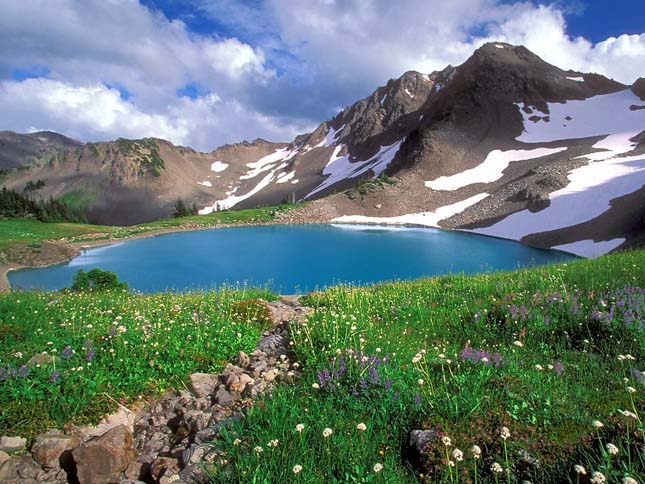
0;296;311;484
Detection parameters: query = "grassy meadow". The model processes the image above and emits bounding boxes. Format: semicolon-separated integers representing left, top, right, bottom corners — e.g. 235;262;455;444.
0;204;294;253
1;243;644;483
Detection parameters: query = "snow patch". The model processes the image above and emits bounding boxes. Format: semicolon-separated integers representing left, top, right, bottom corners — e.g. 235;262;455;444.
315;124;345;148
197;181;212;187
276;171;296;184
552;238;625;258
291;179;299;184
380;94;387;106
200;171;276;213
517;89;645;143
305;141;402;199
495;44;505;49
404;88;414;98
332;193;489;228
210;161;228;173
566;76;584;82
240;148;293;180
425;147;567;191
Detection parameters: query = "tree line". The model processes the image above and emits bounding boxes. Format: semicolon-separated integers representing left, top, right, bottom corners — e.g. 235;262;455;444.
0;185;87;223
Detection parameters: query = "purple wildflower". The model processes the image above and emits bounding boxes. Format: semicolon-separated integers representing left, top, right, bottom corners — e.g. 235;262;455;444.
553;362;563;378
61;346;73;360
86;348;96;363
631;367;644;385
384;379;392;391
414;394;422;406
18;365;29;378
368;366;380;385
49;370;60;384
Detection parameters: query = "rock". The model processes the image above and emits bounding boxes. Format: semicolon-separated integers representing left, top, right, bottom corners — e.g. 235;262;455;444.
229;373;252;394
234;351;250;369
182;444;207;467
249;359;267;377
0;450;9;464
263;369;278;383
31;433;81;469
188;373;219;399
72;425;137;484
0;457;18;484
178;464;210;484
123;460;144;481
119;481;147;484
375;203;382;209
151;457;180;482
183;410;211;434
409;429;436;455
214;387;234;406
26;353;59;369
0;436;27;452
13;455;41;480
256;334;286;354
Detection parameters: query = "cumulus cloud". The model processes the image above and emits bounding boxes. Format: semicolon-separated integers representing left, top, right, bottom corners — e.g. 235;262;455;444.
0;0;643;151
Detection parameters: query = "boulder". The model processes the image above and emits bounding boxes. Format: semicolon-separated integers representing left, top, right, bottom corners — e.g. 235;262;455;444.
0;450;9;464
0;457;18;484
188;373;219;399
31;433;81;469
72;425;136;484
26;353;59;369
151;456;180;483
0;436;27;452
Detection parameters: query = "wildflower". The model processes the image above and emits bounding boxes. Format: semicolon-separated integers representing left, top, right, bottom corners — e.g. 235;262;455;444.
49;370;60;384
624;477;638;484
293;465;302;474
61;346;73;360
592;420;604;429
268;439;279;448
322;428;333;438
442;436;452;447
619;409;638;419
311;383;320;389
471;445;481;459
18;365;29;378
513;340;524;347
233;439;241;446
417;378;424;386
591;471;606;484
373;463;383;473
448;460;455;467
500;427;511;440
414;394;422;406
356;423;367;432
452;448;463;462
627;386;637;394
606;443;619;455
491;462;503;474
535;364;544;371
254;446;263;454
295;424;304;433
412;353;422;364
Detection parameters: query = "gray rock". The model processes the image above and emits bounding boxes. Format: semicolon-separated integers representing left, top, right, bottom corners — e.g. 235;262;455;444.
0;436;27;452
214;387;234;406
72;425;137;484
30;433;81;469
119;481;147;484
234;351;250;369
151;456;180;483
182;444;207;466
188;373;218;399
256;334;286;354
0;457;19;484
14;455;41;480
409;429;436;455
263;369;278;383
0;450;9;464
26;353;60;369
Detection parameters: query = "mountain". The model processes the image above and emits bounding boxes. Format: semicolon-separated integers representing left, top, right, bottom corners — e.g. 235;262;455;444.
1;42;643;255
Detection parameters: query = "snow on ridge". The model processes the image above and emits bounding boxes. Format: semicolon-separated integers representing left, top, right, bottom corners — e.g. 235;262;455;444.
197;180;212;187
380;94;388;106
552;238;625;258
199;171;275;213
305;141;402;199
566;76;584;82
315;124;346;148
517;89;645;144
404;88;414;98
332;193;489;228
494;44;505;49
210;161;228;173
425;147;567;191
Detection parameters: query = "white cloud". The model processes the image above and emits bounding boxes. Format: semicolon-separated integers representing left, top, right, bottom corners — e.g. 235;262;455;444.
0;0;643;151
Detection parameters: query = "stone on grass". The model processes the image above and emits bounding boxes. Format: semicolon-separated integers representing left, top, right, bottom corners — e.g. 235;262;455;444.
0;436;27;452
188;373;219;399
72;425;136;484
31;433;81;469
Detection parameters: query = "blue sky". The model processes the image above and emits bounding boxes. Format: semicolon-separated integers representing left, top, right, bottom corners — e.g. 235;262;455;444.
0;0;643;151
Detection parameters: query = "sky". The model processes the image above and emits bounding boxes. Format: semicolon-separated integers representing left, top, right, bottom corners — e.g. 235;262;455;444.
0;0;644;151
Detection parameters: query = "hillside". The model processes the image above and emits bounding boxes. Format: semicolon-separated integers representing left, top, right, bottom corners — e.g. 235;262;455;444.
1;43;643;254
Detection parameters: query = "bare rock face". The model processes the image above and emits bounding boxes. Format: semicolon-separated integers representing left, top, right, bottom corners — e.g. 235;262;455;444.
0;435;27;452
72;425;137;484
31;432;82;469
188;372;219;399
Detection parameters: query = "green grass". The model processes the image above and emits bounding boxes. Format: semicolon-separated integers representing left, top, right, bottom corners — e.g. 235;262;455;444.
0;287;277;437
208;250;645;483
59;188;97;211
0;204;296;255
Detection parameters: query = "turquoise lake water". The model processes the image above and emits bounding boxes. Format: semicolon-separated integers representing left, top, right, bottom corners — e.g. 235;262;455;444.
8;224;575;294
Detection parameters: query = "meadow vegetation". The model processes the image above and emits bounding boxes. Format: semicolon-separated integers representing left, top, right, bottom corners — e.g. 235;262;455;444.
1;247;644;483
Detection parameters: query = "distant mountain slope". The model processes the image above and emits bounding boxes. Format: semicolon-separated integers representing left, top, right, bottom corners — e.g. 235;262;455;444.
1;42;643;255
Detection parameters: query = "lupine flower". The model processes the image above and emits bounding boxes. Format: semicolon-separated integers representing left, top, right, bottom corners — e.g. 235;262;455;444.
18;365;29;378
49;370;60;384
293;465;302;474
61;346;73;360
414;394;422;406
373;463;383;473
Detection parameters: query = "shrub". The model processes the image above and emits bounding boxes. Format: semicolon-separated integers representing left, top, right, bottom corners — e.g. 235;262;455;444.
70;268;128;292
